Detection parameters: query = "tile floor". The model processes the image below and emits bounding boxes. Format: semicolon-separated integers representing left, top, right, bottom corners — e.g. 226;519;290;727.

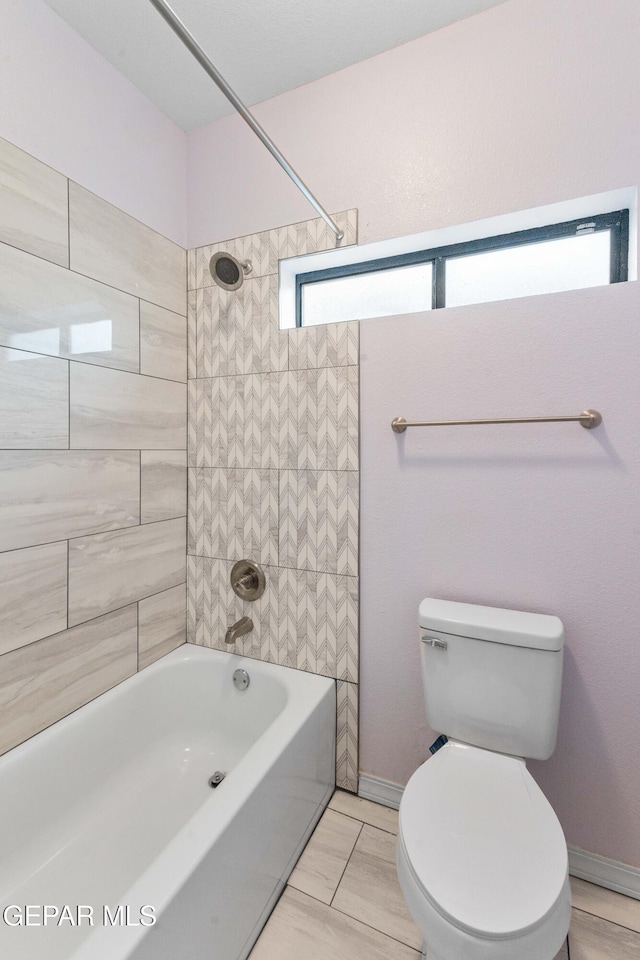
249;791;640;960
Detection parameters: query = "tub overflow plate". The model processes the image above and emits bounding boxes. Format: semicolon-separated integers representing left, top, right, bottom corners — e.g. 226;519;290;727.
208;771;226;788
233;668;250;691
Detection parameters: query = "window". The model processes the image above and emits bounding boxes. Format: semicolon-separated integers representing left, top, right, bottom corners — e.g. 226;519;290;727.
295;210;628;327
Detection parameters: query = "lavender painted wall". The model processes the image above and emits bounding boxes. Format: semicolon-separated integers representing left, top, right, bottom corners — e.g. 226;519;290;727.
186;0;639;249
186;0;640;866
360;287;640;868
0;0;187;245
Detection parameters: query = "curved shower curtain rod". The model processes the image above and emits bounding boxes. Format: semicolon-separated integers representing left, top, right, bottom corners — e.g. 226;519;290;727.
147;0;344;242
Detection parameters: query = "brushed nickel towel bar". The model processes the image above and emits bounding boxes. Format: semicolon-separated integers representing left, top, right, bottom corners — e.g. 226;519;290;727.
391;410;602;433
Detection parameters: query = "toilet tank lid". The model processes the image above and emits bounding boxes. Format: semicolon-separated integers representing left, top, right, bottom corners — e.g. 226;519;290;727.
419;598;564;651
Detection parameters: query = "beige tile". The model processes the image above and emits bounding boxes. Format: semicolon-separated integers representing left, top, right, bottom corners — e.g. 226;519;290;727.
0;347;68;448
0;241;139;372
0;542;67;656
0;450;139;552
68;517;186;626
333;824;422;949
140;300;187;382
138;583;186;670
0;605;137;756
329;792;398;835
289;808;362;904
70;365;186;450
249;887;420;960
141;450;187;523
568;907;640;960
69;182;185;315
570;877;640;934
0;136;68;266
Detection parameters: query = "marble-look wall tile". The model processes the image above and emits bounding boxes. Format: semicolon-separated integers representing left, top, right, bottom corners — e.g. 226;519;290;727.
188;558;358;681
70;365;186;450
188;468;278;565
0;605;137;757
0;242;139;372
0;542;68;656
189;368;358;472
0;347;68;448
141;450;187;523
0;136;68;267
189;209;358;288
138;583;187;669
289;320;359;370
68;517;186;627
187;290;197;380
0;450;139;552
279;470;359;576
69;182;185;315
140;300;187;383
195;276;287;378
337;680;359;793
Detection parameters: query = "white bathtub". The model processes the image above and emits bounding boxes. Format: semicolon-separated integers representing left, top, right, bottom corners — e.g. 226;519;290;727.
0;646;336;960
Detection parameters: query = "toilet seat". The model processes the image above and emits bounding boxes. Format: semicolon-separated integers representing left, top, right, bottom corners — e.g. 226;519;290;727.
398;741;569;941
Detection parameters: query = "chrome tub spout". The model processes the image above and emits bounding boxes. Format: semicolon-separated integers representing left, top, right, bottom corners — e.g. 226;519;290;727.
225;616;253;644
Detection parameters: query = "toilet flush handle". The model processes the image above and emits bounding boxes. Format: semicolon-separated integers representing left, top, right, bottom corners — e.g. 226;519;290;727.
421;636;448;650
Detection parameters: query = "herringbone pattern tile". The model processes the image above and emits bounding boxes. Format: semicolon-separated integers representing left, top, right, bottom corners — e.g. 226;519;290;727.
189;368;358;472
289;320;359;371
187;208;360;792
195;275;287;378
337;680;359;792
188;559;358;682
188;209;358;290
188;467;278;565
279;470;359;576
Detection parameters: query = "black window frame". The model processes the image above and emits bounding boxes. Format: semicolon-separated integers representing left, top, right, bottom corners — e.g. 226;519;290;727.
295;209;629;327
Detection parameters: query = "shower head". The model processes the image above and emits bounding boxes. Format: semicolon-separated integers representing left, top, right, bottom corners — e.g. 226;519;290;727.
209;252;252;291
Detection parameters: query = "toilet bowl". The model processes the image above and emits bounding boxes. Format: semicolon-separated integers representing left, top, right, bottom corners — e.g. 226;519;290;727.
397;740;571;960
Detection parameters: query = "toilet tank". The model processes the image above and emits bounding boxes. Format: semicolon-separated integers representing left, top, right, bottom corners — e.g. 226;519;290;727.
419;598;564;760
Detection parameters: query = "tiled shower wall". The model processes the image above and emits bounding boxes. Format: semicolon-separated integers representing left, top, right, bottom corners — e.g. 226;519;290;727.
186;211;361;791
0;136;188;756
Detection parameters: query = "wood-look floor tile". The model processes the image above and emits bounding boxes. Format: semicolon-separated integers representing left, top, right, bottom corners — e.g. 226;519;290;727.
570;877;640;933
289;809;362;904
249;887;420;960
329;790;399;834
568;907;640;959
332;824;422;949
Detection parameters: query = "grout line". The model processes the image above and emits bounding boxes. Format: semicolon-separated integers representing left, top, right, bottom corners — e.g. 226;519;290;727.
327;807;398;837
66;538;70;629
570;905;640;937
0;341;185;383
328;821;363;908
66;178;71;269
327;899;422;952
287;886;421;953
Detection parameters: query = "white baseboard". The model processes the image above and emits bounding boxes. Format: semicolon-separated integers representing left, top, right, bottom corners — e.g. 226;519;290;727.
568;845;640;900
358;772;403;810
358;773;640;900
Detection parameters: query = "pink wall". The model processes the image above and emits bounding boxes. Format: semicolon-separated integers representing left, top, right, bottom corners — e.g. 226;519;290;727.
187;0;640;865
360;286;640;868
187;0;639;249
0;0;187;245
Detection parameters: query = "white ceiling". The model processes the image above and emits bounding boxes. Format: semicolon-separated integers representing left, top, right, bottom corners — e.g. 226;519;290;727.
43;0;507;131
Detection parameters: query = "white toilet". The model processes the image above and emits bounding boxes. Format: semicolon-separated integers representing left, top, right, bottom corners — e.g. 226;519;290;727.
397;598;572;960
